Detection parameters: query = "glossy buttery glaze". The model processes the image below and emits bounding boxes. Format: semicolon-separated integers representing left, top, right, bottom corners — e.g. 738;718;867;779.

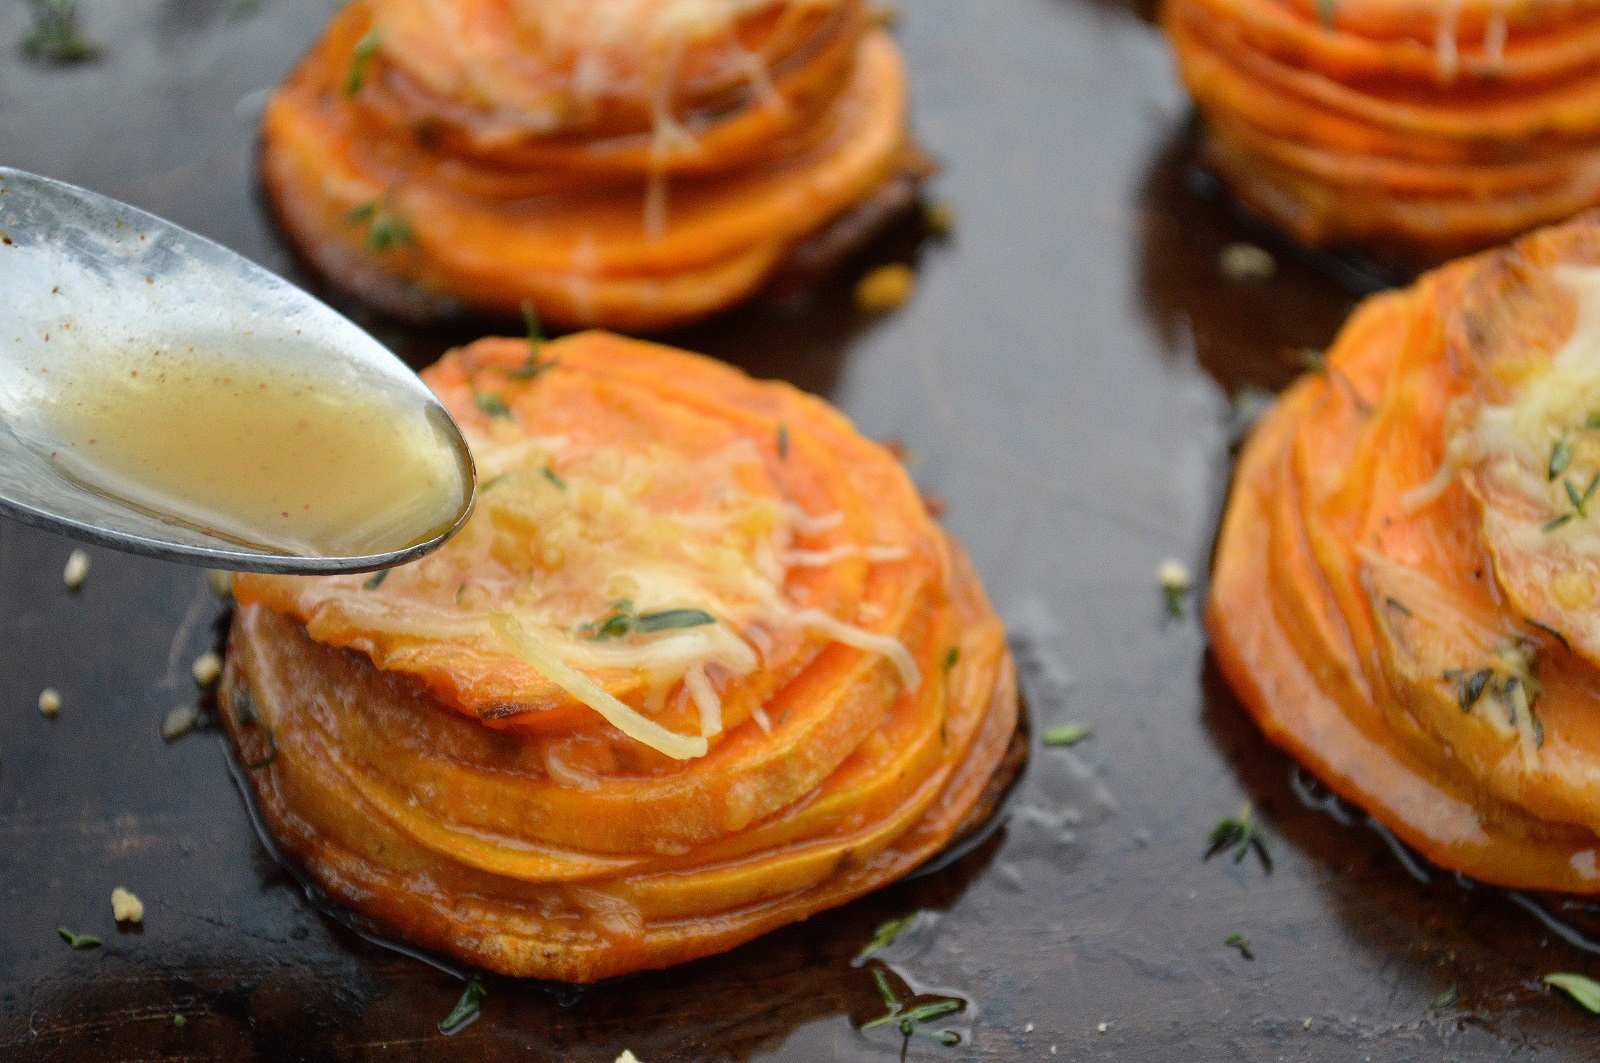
15;348;469;557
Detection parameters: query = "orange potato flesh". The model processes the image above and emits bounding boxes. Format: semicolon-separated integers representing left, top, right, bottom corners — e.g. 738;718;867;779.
258;0;921;327
222;331;1020;981
1164;0;1600;263
1211;212;1600;892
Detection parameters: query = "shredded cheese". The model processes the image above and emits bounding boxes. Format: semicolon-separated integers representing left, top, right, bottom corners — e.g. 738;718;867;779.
493;613;709;759
795;607;921;691
684;663;723;736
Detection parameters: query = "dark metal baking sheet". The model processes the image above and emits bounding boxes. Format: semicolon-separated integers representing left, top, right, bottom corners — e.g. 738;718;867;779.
3;0;1597;1059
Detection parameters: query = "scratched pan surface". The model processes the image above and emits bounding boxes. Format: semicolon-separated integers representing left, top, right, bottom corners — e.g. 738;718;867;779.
4;0;1600;1060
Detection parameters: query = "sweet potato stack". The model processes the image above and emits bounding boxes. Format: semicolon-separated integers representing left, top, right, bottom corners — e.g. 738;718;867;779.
1211;212;1600;890
1165;0;1600;264
221;331;1019;981
260;0;926;329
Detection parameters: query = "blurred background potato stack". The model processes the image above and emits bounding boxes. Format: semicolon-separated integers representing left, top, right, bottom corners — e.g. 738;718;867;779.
1165;0;1600;264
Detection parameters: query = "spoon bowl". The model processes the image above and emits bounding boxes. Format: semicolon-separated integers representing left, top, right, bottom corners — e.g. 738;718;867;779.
0;167;475;574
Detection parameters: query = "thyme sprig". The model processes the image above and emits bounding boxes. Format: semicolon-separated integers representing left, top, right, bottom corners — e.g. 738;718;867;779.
580;600;716;640
1224;932;1254;960
1205;802;1272;872
861;967;963;1047
22;0;100;64
57;926;102;950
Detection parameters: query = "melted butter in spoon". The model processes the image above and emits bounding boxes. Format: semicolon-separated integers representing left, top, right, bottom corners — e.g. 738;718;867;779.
25;349;471;558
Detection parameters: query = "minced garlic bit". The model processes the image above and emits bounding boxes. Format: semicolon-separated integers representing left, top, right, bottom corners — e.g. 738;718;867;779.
38;688;61;717
1097;1022;1110;1034
161;705;200;742
855;263;916;314
206;569;233;599
191;652;223;687
111;886;144;924
1219;242;1276;285
63;549;90;590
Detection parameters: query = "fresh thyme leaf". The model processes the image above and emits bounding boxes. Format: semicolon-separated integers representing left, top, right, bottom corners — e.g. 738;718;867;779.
1205;803;1272;872
1544;513;1575;533
583;602;713;638
1588;411;1600;430
363;569;390;591
633;608;716;633
343;29;382;98
856;913;919;962
504;304;557;380
345;200;378;224
22;0;100;64
1298;348;1327;373
1430;986;1459;1009
438;979;487;1035
580;600;635;640
57;927;101;949
1566;477;1588;516
1545;973;1600;1015
479;472;508;492
1224;932;1254;960
541;466;566;490
1314;0;1336;27
522;302;544;357
1384;596;1413;618
944;647;960;669
871;966;898;1009
1584;472;1600;508
366;213;414;254
777;423;790;459
1551;434;1575;481
1525;617;1572;653
899;999;963;1024
1459;669;1493;711
474;388;511;419
1041;722;1093;747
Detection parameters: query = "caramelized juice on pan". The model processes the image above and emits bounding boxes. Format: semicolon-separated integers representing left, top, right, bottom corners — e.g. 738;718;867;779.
31;349;470;557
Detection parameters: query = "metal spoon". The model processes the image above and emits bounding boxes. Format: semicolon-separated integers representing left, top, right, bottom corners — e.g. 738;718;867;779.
0;166;475;575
